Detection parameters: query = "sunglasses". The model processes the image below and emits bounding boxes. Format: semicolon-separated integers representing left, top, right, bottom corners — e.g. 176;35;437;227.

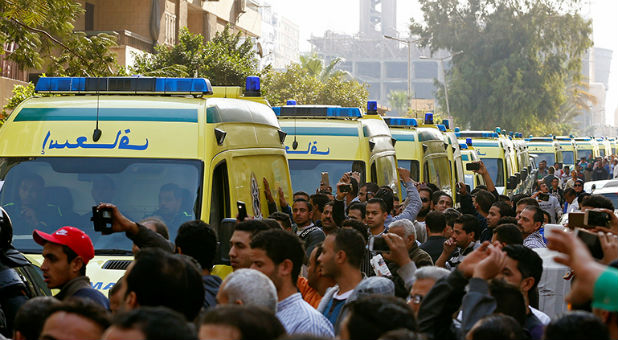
574;183;583;187
421;197;430;202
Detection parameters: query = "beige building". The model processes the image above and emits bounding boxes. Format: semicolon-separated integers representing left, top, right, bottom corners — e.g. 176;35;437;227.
1;0;261;110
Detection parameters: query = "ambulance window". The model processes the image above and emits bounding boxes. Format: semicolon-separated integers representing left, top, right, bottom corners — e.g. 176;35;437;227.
562;151;574;165
423;157;451;192
534;153;556;165
287;160;365;195
480;158;505;187
209;161;230;226
371;163;377;184
0;157;202;253
397;160;420;182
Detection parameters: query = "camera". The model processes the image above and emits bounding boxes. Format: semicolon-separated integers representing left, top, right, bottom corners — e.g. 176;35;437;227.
370;236;390;252
466;162;481;171
538;193;550;201
91;206;113;234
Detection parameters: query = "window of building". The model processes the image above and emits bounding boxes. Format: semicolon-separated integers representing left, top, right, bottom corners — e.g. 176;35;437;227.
85;3;94;31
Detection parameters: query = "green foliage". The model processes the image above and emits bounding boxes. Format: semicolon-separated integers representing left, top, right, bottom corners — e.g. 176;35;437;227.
1;82;35;126
262;63;368;107
131;26;259;86
0;0;120;76
388;90;409;115
411;0;592;134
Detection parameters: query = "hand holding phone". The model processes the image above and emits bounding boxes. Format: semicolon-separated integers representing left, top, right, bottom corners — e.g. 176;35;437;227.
575;228;604;259
91;206;113;234
466;162;481;171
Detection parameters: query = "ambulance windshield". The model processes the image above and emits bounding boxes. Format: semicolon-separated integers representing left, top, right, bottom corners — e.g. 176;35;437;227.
0;157;202;253
533;153;556;166
288;160;365;195
480;158;505;187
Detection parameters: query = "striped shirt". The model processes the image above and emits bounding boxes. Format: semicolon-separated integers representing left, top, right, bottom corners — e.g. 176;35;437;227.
277;293;334;337
524;231;547;249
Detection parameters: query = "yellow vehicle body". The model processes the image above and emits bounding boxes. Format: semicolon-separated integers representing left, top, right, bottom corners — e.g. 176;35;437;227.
526;137;563;168
386;118;452;199
608;137;617;156
555;136;577;169
459;142;485;190
574;137;599;162
597;138;612;158
0;78;292;293
456;131;518;195
275;106;400;200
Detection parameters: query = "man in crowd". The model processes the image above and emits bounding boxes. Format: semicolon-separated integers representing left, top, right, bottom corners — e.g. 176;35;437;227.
174;220;221;309
436;214;480;269
321;201;339;234
432;191;454;212
366;198;389;236
40;299;110;340
292;198;325;258
480;200;513;242
33;226;109;308
250;229;334;337
420;211;453;263
216;268;278;313
407;266;450;317
229;220;272;270
491;224;524;246
517;205;546;249
564;188;578;214
102;306;195;340
534;182;562;224
347;202;366;223
150;183;191;228
317;228;366;332
357;183;379;203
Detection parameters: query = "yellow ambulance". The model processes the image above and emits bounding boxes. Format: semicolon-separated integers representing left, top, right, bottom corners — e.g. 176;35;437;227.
597;137;612;158
274;102;400;199
439;120;465;203
574;137;599;162
526;136;563;167
385;114;452;198
555;136;577;169
458;138;486;190
0;76;292;292
456;129;519;195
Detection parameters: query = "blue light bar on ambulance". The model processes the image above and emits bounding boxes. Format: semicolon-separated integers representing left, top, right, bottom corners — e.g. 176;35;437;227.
442;119;450;129
437;124;446;132
34;77;213;95
455;127;460;133
495;127;501;134
459;143;468;149
466;138;473;146
244;76;261;97
424;113;434;124
384;117;418;127
286;100;297;105
273;106;362;118
367;101;378;115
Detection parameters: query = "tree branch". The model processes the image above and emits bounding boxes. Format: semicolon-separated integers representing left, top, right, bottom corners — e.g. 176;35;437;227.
10;17;92;76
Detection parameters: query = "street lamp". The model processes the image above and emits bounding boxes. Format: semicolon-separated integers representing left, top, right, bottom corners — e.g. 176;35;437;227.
419;51;463;120
384;35;420;115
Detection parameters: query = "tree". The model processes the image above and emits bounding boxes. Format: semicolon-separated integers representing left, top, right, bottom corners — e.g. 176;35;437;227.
1;0;120;76
388;90;409;115
410;0;592;134
299;53;348;81
131;26;259;86
262;63;368;107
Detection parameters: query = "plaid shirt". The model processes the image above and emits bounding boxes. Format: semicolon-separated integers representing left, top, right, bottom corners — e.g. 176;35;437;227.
277;293;334;337
524;230;546;249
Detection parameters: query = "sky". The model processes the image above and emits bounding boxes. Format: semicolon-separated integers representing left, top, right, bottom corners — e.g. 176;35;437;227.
266;0;618;125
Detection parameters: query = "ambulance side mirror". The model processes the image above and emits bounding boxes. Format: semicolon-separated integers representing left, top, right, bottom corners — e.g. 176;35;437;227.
214;218;236;265
521;168;528;180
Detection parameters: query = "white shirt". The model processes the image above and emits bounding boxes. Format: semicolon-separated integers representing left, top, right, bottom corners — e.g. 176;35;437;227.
530;306;551;325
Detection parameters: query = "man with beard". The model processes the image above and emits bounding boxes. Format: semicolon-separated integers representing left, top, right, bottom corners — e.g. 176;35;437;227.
414;186;433;244
321;201;340;235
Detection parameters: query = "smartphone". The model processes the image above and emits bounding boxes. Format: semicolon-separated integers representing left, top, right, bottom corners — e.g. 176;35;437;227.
91;206;113;234
237;201;248;221
339;184;352;192
584;210;611;227
466;162;480;171
370;236;390;252
568;212;585;229
576;228;604;259
321;172;330;187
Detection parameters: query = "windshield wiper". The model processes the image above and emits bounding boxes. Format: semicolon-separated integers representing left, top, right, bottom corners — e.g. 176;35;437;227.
94;249;133;256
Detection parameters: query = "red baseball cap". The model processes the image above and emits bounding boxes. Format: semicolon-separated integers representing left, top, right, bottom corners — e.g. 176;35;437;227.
33;226;95;264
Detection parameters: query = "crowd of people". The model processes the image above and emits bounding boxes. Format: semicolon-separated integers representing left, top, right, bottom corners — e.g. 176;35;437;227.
0;160;617;340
